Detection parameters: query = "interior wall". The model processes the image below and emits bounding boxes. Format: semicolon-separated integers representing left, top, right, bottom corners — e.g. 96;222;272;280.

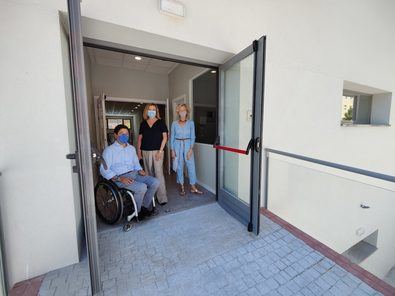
168;64;206;121
0;1;80;287
371;93;392;125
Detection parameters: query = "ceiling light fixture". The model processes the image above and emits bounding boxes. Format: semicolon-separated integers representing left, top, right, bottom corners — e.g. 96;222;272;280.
135;56;142;61
211;70;217;73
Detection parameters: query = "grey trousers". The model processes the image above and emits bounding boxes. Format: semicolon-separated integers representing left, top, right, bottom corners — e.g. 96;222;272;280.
142;150;168;203
115;171;160;212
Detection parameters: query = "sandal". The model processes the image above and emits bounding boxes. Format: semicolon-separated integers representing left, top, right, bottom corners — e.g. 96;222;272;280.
190;186;203;195
179;184;186;196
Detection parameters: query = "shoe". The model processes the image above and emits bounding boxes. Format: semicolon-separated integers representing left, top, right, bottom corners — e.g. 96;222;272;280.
140;207;153;217
123;223;134;232
190;185;203;195
151;207;159;216
159;202;167;206
179;185;186;196
137;212;146;221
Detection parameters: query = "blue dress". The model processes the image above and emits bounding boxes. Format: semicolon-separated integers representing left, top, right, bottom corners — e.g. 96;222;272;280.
170;120;197;185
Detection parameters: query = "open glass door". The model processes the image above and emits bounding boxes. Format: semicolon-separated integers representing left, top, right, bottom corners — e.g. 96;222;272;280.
67;0;101;294
215;37;266;235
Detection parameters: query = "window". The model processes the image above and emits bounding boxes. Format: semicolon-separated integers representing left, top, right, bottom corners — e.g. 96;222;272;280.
194;106;217;144
341;95;356;123
192;70;217;144
341;92;372;125
341;81;392;126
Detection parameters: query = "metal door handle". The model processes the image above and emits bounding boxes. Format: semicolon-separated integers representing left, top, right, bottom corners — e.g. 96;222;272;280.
246;138;254;155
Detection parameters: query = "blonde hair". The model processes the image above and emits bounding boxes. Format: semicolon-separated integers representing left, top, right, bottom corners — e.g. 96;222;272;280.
143;103;161;120
176;103;190;119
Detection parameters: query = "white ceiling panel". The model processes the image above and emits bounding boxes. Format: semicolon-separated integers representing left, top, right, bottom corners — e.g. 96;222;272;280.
145;64;171;75
94;48;123;60
88;47;179;75
125;54;150;65
123;61;147;71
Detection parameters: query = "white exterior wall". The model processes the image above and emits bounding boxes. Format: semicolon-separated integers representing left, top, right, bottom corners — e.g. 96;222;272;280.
0;0;394;287
0;1;81;287
268;154;395;278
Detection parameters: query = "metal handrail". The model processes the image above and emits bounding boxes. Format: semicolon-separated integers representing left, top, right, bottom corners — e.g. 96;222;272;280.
265;148;395;183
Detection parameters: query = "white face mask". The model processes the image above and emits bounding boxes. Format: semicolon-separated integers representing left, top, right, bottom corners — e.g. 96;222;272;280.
147;110;156;119
179;111;187;118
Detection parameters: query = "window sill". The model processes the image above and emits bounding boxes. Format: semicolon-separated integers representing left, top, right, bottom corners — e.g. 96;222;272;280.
340;123;391;127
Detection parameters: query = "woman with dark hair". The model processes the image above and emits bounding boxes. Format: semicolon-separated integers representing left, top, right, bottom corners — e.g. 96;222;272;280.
137;103;168;205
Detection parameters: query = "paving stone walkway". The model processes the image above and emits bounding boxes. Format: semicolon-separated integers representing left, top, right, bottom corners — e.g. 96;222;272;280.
39;204;382;296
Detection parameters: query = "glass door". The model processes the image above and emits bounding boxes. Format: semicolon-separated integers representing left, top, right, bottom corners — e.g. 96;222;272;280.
215;37;266;235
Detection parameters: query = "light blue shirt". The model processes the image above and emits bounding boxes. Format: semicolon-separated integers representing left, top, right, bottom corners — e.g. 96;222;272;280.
100;141;142;180
170;120;196;149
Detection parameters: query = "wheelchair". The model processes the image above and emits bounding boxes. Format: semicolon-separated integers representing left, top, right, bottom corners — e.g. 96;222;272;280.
95;179;156;232
92;148;156;232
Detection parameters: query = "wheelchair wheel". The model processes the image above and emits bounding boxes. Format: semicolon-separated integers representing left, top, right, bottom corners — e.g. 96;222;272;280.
94;180;123;224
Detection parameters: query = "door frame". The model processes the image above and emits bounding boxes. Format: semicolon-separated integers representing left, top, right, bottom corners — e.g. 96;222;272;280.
68;2;265;294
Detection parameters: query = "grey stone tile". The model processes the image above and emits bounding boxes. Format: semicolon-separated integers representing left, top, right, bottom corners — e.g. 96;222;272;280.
37;204;381;296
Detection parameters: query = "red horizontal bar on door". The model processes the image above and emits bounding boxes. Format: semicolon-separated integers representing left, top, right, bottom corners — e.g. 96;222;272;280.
213;145;248;155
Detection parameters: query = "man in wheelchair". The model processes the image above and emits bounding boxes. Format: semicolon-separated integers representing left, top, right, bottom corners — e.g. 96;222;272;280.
100;124;160;220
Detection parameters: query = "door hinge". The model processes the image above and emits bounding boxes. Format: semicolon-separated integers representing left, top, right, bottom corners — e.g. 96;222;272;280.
66;152;79;173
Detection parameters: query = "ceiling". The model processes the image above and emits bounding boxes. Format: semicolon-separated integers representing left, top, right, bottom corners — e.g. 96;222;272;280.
105;101;166;117
86;47;179;75
106;101;142;116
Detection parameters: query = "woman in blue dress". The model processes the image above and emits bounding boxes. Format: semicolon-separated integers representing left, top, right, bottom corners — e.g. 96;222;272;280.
170;103;203;196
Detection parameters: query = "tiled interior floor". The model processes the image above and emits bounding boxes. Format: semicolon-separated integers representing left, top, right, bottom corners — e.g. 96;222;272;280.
39;204;382;296
96;173;216;233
